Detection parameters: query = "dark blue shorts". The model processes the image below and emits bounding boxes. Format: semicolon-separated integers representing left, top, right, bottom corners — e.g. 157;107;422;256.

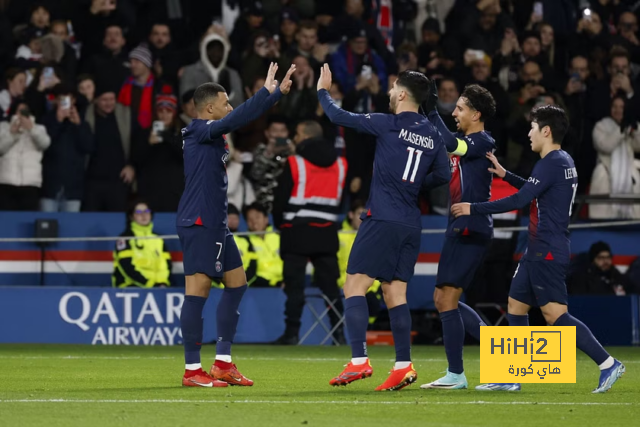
436;236;491;290
347;219;420;283
510;259;569;307
177;226;243;279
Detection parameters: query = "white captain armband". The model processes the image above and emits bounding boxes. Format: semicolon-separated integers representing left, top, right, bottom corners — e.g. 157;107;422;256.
451;138;468;156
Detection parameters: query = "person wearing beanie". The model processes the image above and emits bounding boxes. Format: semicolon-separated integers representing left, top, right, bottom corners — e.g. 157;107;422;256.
118;43;156;132
82;77;133;212
568;241;637;296
133;87;184;212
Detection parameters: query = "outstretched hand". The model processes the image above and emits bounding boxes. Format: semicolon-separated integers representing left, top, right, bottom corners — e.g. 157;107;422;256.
451;203;471;218
486;152;506;178
264;62;279;94
317;63;332;92
279;64;297;95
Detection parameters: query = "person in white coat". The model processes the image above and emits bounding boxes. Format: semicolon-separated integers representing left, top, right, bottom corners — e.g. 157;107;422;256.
0;102;51;210
590;95;640;219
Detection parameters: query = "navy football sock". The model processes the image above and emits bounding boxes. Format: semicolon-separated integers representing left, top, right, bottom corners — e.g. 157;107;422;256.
458;302;486;341
216;285;247;357
440;309;465;374
345;296;369;358
389;304;412;362
507;313;529;326
180;295;207;365
554;312;610;365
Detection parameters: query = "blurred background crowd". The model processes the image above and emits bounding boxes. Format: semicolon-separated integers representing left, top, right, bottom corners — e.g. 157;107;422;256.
0;0;639;220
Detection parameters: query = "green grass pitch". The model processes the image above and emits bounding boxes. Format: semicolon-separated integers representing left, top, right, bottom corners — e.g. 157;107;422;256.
0;344;638;427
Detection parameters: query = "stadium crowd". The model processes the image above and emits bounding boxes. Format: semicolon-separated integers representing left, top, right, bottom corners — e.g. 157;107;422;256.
0;0;639;217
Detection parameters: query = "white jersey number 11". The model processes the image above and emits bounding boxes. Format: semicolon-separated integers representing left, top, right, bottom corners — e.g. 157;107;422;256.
403;147;423;183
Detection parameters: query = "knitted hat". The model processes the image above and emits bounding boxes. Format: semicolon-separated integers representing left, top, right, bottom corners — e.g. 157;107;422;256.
280;7;299;24
156;86;177;112
129;44;153;69
227;204;240;216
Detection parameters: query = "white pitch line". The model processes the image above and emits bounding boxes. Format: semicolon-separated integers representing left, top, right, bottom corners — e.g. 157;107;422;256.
0;399;635;406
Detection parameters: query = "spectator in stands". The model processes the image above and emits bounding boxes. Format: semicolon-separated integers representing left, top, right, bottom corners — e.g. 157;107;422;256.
568;241;637;296
251;115;293;213
609;12;640;66
180;31;243;107
0;101;50;210
83;80;132;212
0;68;27;120
590;95;640;219
148;22;184;89
330;23;388;96
134;90;185;212
272;120;346;345
118;44;158;134
229;1;268;69
26;3;51;37
227;142;256;212
179;89;196;126
75;0;132;61
227;203;241;233
241;30;281;89
112;200;171;288
436;77;459;131
281;20;328;72
277;8;300;53
40;84;93;212
277;54;318;121
588;47;638;122
77;74;96;103
235;202;283;287
457;0;509;56
82;24;128;92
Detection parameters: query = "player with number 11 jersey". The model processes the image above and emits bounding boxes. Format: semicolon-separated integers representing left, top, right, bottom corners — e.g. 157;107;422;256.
317;65;451;391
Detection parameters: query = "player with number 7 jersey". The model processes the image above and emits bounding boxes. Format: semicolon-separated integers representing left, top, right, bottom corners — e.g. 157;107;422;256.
317;65;451;391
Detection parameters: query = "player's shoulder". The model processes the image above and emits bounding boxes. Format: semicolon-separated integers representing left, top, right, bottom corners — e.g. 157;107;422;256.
466;130;495;148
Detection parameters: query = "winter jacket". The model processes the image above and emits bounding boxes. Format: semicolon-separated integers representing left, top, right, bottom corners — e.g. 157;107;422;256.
41;110;94;200
84;103;132;162
179;33;243;107
590;117;640;219
0;116;50;187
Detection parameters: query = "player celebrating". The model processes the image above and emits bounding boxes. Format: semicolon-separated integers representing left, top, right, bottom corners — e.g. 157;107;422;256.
421;82;498;390
451;105;625;393
318;64;451;391
178;63;296;388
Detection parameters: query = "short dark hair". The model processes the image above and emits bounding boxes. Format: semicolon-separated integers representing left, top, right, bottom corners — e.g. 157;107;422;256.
530;104;569;144
396;70;430;105
349;199;366;212
5;67;25;82
244;202;268;218
460;84;496;122
298;120;323;139
76;73;94;84
193;82;226;109
610;45;630;65
298;20;318;31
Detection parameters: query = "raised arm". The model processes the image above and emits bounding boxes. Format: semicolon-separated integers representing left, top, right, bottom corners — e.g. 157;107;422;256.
208;63;296;138
317;63;382;135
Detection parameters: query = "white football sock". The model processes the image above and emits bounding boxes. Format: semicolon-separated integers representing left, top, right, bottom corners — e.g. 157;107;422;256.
351;357;368;365
599;356;614;370
394;361;411;369
185;363;202;371
215;355;232;363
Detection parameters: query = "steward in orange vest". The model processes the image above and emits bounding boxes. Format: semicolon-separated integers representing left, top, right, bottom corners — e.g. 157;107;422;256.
272;121;347;344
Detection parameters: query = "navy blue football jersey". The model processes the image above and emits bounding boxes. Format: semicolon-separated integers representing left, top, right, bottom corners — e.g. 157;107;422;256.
471;150;578;264
318;89;450;229
428;110;496;239
177;87;282;229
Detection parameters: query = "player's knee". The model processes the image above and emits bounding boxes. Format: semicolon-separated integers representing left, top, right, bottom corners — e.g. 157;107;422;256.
507;297;529;316
185;273;212;297
433;286;459;312
541;304;568;325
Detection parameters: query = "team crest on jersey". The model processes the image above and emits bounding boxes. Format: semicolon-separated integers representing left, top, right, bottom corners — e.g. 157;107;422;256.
215;261;222;272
